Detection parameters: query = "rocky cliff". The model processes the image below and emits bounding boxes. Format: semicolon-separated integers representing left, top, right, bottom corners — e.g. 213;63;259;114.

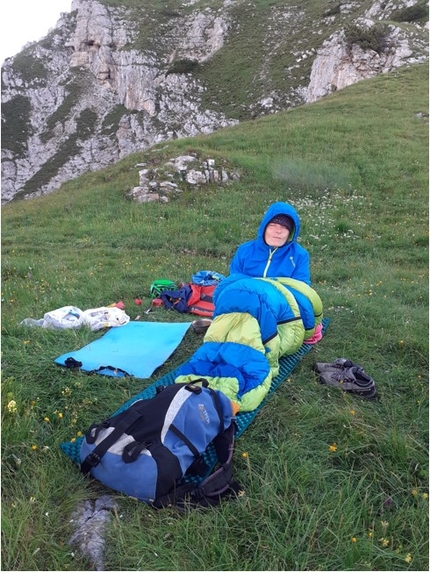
1;0;428;202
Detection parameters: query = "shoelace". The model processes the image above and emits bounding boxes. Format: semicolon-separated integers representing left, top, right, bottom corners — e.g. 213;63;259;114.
314;359;358;372
330;368;374;387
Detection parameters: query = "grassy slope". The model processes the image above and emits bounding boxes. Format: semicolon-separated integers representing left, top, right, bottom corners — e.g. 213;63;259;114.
1;63;428;571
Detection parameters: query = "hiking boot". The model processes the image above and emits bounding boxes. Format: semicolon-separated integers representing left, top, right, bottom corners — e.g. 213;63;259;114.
313;357;358;374
318;366;376;399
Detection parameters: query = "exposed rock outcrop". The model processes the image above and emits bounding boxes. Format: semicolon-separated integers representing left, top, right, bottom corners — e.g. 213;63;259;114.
128;154;240;203
1;0;237;203
68;494;117;571
307;18;428;102
1;0;428;203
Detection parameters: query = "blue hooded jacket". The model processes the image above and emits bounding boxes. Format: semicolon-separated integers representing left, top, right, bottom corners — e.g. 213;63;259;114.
229;202;311;285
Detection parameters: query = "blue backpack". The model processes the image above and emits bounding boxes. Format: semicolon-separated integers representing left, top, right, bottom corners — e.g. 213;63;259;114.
80;381;238;507
191;270;225;286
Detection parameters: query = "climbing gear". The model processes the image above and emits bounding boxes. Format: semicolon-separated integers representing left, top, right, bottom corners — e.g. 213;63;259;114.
150;279;178;299
316;364;376;399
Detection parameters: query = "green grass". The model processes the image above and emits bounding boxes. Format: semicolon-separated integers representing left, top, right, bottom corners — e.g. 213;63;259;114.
1;62;428;571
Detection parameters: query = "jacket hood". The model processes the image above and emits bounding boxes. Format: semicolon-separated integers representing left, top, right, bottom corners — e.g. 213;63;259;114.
257;202;301;244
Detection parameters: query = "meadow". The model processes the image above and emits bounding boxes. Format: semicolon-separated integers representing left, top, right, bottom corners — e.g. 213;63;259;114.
1;62;428;571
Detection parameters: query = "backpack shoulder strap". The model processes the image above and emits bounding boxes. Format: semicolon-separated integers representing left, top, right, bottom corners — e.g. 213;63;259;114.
80;408;142;474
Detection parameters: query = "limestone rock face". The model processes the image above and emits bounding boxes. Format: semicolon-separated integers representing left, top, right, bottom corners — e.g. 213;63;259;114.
306;20;428;102
1;0;237;202
1;0;428;202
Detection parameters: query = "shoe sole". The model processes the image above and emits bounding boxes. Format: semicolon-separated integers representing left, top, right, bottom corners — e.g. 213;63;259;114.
318;376;376;399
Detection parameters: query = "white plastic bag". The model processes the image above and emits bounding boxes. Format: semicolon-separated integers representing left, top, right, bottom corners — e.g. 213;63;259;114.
81;307;130;331
20;305;130;331
42;306;84;329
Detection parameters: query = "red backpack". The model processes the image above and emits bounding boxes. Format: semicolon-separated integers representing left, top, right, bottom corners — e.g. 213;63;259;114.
187;284;216;317
159;283;216;317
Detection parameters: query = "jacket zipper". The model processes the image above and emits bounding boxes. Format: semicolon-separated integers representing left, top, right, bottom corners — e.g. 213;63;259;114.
263;248;277;277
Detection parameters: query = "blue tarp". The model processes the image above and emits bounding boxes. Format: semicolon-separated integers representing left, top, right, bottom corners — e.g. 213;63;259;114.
55;321;190;378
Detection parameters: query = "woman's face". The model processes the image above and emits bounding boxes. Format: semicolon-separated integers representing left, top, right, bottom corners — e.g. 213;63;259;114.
264;223;290;247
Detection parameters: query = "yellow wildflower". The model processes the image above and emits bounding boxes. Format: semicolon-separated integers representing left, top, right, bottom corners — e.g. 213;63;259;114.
58;412;63;419
422;493;428;500
349;410;356;415
405;553;412;563
7;400;17;413
329;443;337;452
242;452;248;458
411;489;418;497
44;416;50;422
31;445;38;450
351;537;357;543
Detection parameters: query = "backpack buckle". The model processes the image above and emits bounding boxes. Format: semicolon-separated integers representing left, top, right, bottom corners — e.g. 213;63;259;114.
185;383;202;394
85;452;102;468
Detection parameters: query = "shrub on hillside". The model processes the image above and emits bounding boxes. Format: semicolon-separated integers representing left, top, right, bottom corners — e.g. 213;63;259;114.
391;1;429;23
344;23;392;55
166;58;199;75
323;4;341;17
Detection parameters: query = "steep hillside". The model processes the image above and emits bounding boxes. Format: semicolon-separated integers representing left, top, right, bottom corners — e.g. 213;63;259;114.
1;0;428;202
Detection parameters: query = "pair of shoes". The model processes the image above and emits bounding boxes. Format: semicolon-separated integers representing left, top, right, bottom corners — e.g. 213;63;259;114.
312;358;376;399
313;357;358;374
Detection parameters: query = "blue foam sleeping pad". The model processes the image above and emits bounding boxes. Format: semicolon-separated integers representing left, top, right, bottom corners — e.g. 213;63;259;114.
55;321;191;378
